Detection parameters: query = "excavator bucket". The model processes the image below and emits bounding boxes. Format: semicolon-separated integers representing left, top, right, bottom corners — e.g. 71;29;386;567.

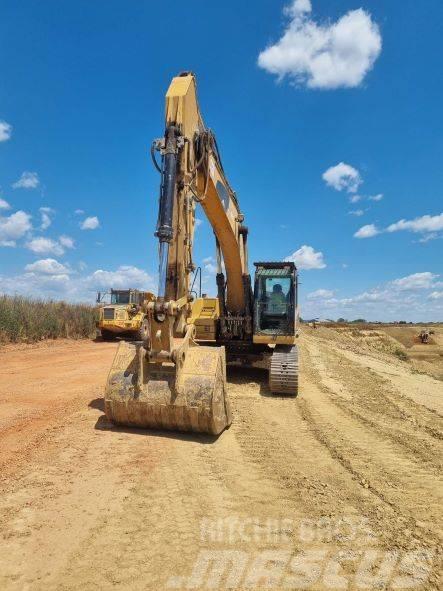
104;341;232;435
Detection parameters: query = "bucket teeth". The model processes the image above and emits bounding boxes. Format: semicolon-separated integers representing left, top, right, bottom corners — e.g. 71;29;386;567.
104;341;232;435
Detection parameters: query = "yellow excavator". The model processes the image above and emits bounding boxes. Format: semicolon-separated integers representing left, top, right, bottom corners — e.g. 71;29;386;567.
104;72;299;435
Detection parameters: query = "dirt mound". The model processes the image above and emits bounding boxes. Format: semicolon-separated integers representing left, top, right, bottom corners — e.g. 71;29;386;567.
308;324;443;381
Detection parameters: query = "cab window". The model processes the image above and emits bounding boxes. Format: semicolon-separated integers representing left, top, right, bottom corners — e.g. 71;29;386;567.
255;275;293;333
258;277;291;309
111;292;130;304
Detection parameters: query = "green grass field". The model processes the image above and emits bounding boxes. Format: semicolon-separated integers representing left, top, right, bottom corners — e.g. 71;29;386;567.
0;295;97;343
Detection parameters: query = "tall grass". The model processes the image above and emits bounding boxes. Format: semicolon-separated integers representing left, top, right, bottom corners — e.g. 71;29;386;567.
0;295;97;343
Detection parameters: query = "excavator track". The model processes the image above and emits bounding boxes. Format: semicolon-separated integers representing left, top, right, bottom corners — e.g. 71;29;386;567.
269;345;299;396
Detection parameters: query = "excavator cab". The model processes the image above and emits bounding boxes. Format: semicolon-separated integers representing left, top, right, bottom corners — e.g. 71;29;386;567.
253;262;298;340
252;262;299;396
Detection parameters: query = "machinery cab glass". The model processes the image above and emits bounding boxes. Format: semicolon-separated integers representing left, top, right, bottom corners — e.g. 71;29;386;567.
253;262;298;337
96;289;145;306
110;290;144;305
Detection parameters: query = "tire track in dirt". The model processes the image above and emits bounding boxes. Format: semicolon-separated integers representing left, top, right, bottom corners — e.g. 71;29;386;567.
53;389;308;590
306;333;443;440
309;329;443;416
0;336;441;590
304;335;442;465
299;337;442;549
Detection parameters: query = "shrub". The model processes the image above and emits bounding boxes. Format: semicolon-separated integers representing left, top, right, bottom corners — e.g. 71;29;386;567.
393;347;408;361
0;295;97;343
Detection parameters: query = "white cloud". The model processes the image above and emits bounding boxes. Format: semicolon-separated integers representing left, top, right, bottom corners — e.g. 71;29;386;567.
39;206;55;230
307;288;334;299
12;171;40;190
342;290;390;304
391;272;438;291
303;271;443;321
204;262;218;274
25;258;71;275
74;209;84;215
40;212;51;230
0;264;155;302
354;224;380;238
258;3;382;89
195;218;203;229
59;235;75;249
285;244;326;269
323;163;362;193
80;216;100;230
0;120;12;142
0;272;71;297
0;210;32;246
349;195;362;204
86;265;152;290
26;237;64;256
285;0;312;18
353;212;443;241
417;233;438;243
350;193;382;204
201;256;219;276
200;257;224;289
386;213;443;234
348;209;364;217
0;198;11;210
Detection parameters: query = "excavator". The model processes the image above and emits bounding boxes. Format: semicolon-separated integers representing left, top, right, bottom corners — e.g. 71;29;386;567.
104;72;299;435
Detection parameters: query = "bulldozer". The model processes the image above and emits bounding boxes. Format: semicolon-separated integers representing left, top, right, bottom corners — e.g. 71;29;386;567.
104;72;299;435
96;289;153;341
419;328;434;344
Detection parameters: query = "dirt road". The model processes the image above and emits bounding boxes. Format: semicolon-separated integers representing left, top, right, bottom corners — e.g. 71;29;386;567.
0;331;441;590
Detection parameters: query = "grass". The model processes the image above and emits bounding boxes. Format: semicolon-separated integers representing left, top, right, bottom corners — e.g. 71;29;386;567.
393;347;408;361
0;295;98;343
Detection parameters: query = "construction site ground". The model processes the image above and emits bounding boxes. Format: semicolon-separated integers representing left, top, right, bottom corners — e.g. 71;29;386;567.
0;325;441;590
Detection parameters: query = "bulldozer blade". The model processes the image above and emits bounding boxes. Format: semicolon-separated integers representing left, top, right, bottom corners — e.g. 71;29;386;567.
104;341;232;435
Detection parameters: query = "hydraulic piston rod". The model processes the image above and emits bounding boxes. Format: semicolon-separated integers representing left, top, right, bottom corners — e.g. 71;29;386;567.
155;125;180;299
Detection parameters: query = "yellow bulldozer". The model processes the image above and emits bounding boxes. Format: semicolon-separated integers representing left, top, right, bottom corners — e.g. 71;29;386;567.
96;289;152;341
104;72;300;436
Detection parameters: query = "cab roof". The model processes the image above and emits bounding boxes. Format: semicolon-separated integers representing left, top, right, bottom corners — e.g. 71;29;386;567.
254;261;296;272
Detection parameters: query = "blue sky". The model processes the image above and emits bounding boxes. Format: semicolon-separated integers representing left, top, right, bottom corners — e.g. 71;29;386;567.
0;0;442;321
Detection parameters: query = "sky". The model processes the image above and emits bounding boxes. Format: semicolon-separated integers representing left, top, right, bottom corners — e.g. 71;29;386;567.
0;0;442;321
